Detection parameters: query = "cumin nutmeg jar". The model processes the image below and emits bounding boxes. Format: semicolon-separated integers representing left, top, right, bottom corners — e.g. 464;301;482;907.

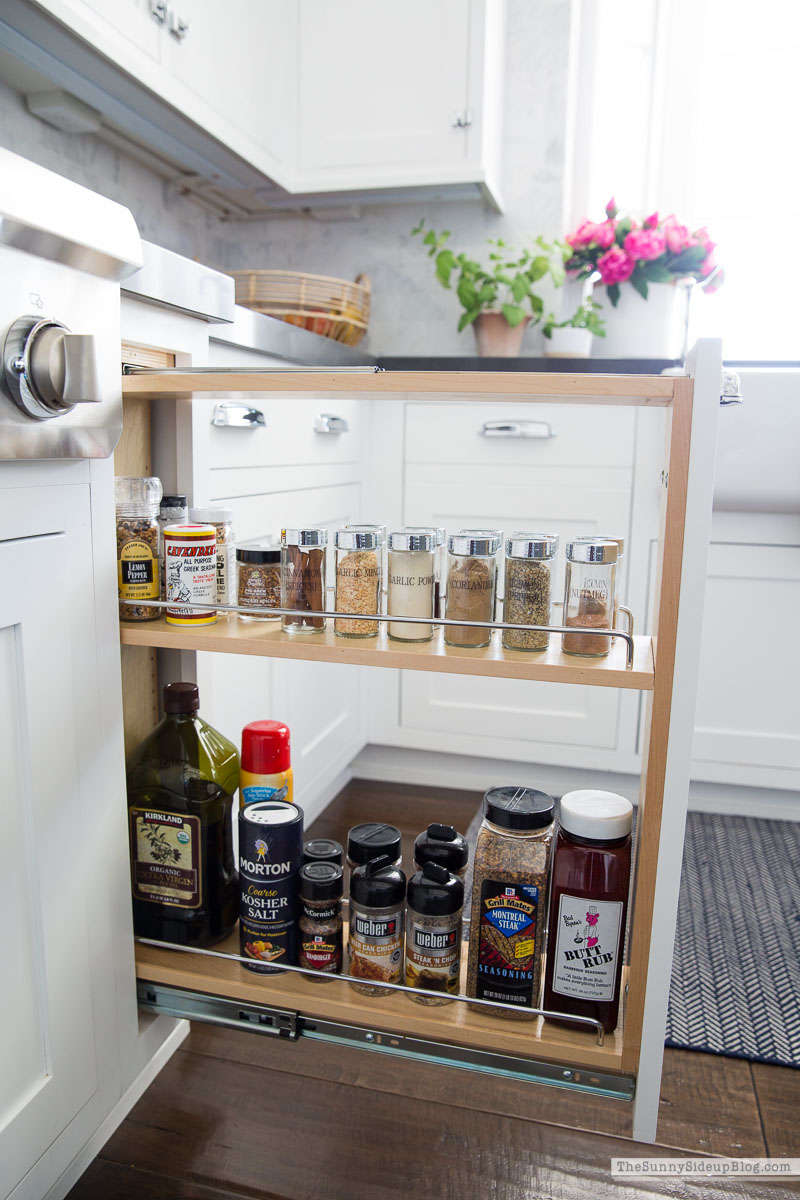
562;539;618;657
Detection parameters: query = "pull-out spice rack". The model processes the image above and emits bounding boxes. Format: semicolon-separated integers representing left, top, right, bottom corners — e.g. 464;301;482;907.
118;350;722;1141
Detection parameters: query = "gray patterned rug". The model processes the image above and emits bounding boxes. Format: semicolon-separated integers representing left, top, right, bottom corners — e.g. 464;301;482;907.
464;806;800;1067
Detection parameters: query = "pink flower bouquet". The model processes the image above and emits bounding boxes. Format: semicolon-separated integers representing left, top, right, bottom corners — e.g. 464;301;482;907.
564;199;723;306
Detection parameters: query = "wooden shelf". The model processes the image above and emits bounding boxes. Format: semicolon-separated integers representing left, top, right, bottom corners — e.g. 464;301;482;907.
120;615;654;691
122;369;676;406
135;933;626;1074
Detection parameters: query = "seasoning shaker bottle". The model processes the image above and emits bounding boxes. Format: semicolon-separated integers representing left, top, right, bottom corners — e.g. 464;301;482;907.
466;786;555;1019
444;531;500;647
405;862;464;1005
281;527;327;633
413;823;469;881
299;862;344;981
158;494;187;599
387;528;436;642
190;506;235;605
334;527;382;638
502;533;558;652
163;523;217;627
116;475;163;621
347;823;402;881
349;854;406;995
236;543;282;620
542;790;633;1033
303;838;344;867
562;539;618;657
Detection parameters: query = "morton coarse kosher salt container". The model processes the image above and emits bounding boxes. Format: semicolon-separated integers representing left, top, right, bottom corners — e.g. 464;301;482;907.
239;799;304;974
163;523;217;626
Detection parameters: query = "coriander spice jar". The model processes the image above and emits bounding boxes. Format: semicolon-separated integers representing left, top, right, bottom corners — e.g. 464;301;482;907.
406;862;464;1005
349;854;406;996
387;528;436;641
445;531;500;647
334;527;382;637
116;475;162;621
502;532;558;651
236;543;282;620
281;528;327;633
562;539;618;657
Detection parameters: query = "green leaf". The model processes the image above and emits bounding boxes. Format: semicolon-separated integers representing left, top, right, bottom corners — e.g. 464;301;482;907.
457;277;478;309
494;272;512;285
410;219;425;236
642;261;674;283
528;256;549;282
669;245;706;272
615;218;633;244
477;283;497;304
631;271;649;301
607;283;621;307
457;308;481;332
423;230;437;246
548;259;566;288
435;249;456;287
511;274;529;302
528;293;544;315
501;303;527;328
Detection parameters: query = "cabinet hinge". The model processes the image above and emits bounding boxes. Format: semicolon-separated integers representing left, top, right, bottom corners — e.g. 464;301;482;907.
137;981;299;1039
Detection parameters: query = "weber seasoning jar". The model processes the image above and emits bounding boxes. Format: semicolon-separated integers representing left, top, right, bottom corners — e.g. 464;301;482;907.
190;507;235;605
236;543;282;620
562;539;618;657
502;532;558;651
348;854;406;996
334;527;382;637
281;527;327;633
116;476;163;621
299;862;344;980
347;822;402;883
466;786;555;1019
405;862;464;1005
413;823;469;881
445;531;501;647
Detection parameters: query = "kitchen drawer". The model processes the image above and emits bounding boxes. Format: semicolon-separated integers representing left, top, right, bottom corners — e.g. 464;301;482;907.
203;394;365;473
405;401;636;468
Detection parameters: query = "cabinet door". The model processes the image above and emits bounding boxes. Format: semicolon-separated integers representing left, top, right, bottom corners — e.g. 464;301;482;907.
0;489;101;1197
38;0;163;61
297;0;471;175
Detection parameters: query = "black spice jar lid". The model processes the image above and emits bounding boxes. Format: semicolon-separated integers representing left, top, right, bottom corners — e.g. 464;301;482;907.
304;838;344;867
350;854;406;907
300;861;343;901
347;822;402;865
407;861;464;915
236;542;281;565
414;823;468;872
484;786;555;831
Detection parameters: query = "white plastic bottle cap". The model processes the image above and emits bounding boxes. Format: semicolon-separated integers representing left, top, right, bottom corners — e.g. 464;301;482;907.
559;790;633;841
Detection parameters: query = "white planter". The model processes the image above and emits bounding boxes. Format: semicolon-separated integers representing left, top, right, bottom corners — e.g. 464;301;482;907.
543;327;593;358
592;281;689;359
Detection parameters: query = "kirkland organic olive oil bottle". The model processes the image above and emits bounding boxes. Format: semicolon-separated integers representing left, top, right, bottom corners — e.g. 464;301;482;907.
127;682;239;946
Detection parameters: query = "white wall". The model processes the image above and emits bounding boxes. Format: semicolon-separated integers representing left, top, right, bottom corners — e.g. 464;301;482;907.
0;0;575;356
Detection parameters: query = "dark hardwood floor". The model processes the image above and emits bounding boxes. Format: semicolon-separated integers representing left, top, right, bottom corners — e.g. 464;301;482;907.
68;780;799;1200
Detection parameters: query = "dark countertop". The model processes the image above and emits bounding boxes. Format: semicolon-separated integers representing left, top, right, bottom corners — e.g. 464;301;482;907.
375;356;680;374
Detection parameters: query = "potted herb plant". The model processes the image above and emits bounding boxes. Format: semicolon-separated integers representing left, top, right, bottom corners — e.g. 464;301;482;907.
411;221;568;356
543;298;605;357
563;199;723;358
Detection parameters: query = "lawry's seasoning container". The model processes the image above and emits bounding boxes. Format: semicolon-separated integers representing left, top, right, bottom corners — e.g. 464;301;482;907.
299;862;344;980
190;506;235;605
562;539;618;657
116;475;162;621
405;862;463;1005
348;854;406;996
387;529;436;641
413;823;469;881
445;531;500;647
281;527;327;633
334;527;382;637
239;799;303;974
503;532;558;652
466;787;555;1019
163;524;217;626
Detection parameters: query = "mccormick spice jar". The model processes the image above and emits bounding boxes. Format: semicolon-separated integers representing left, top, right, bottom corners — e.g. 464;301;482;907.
236;543;282;620
190;506;235;605
348;854;406;996
562;539;618;657
158;494;187;600
413;823;469;881
387;528;436;642
543;790;633;1033
299;862;344;981
281;527;327;633
445;531;500;647
163;523;217;626
502;532;558;652
239;799;303;974
466;786;555;1019
347;823;402;881
405;862;464;1005
116;475;162;621
334;527;383;637
304;838;344;867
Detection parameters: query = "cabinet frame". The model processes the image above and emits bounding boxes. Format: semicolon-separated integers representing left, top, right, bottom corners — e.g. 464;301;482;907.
120;344;721;1142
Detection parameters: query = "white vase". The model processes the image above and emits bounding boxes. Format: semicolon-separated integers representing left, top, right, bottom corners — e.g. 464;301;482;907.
592;282;690;359
543;327;593;358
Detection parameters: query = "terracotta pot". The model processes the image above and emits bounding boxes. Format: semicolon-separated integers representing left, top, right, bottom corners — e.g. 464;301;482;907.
543;327;593;358
592;281;691;359
472;311;531;357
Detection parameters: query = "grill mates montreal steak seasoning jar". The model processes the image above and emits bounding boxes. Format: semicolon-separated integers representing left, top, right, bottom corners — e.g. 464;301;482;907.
239;800;303;974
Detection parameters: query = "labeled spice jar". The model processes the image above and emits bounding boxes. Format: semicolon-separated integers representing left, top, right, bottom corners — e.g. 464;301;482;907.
466;786;555;1019
435;527;446;620
349;854;406;995
163;523;217;626
575;534;625;638
334;527;382;637
445;531;500;647
543;790;633;1033
239;798;304;974
502;532;558;652
406;862;464;1005
191;506;235;605
299;862;343;980
387;529;436;642
304;838;344;867
236;543;281;620
562;539;618;657
116;475;162;621
347;823;402;882
281;528;327;633
413;823;469;881
158;494;187;600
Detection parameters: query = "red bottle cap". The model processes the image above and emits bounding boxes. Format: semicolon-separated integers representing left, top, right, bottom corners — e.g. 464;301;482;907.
241;720;291;774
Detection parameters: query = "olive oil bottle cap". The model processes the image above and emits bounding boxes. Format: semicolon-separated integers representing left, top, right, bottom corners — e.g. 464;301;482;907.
163;682;200;713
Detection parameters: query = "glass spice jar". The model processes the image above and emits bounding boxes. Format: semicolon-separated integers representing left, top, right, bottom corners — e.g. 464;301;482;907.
562;539;618;657
387;528;436;642
281;528;327;633
444;531;500;647
116;475;163;621
334;527;382;638
236;543;282;620
502;532;559;652
190;506;235;605
299;862;344;981
574;534;625;638
466;786;555;1019
348;854;406;996
405;862;464;1006
158;494;187;600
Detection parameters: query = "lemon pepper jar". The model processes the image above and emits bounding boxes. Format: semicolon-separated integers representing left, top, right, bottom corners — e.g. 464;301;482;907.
116;475;162;621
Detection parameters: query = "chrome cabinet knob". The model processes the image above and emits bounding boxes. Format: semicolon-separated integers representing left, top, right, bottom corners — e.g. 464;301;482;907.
480;420;557;439
211;401;265;428
4;316;102;420
314;413;349;434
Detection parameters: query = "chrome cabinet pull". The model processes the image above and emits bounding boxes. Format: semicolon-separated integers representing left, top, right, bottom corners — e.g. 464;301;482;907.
314;413;349;434
481;420;557;439
211;401;265;428
720;368;743;406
